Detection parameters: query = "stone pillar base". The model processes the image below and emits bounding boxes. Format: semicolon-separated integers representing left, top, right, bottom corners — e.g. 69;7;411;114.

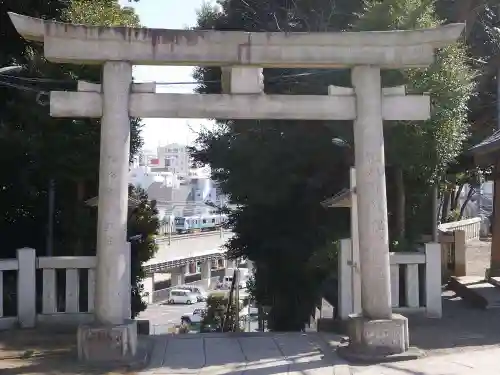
337;313;424;363
77;319;137;362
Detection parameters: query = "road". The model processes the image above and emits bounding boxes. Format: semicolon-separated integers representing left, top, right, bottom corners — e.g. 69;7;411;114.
138;300;206;334
138;289;260;334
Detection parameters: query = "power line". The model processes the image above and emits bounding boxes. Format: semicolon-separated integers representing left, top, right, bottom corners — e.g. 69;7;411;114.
0;69;335;89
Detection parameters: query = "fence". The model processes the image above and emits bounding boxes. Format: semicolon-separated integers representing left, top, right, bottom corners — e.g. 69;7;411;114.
438;217;481;242
0;248;100;330
339;240;442;319
437;217;482;278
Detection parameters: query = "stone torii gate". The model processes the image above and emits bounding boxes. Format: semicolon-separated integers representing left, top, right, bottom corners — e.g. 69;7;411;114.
8;12;463;361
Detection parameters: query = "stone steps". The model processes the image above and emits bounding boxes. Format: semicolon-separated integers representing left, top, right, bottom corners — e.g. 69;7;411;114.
447;276;500;309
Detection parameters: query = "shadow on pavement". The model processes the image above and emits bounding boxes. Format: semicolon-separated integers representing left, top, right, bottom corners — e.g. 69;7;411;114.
407;291;500;354
0;328;147;374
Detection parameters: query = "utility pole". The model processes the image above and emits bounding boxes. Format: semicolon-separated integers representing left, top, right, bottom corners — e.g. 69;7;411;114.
234;258;240;331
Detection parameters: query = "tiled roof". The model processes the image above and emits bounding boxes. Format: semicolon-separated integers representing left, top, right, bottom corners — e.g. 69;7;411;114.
85;196;141;208
321;188;355;208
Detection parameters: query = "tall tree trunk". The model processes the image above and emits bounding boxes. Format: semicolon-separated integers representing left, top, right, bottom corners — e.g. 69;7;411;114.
394;167;405;240
450;189;457;212
452;184;464;211
491;161;500;276
459;187;475;220
441;190;451;222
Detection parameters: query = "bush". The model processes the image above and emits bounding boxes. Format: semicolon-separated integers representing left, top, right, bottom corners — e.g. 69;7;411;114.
202;294;239;332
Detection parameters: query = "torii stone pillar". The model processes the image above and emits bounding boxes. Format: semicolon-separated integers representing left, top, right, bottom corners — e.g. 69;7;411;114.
8;11;463;361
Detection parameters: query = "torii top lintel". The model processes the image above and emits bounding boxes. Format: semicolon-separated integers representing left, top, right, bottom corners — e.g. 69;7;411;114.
8;12;464;68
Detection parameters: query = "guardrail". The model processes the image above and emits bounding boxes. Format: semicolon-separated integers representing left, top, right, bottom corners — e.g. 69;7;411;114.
143;253;226;276
155;230;232;243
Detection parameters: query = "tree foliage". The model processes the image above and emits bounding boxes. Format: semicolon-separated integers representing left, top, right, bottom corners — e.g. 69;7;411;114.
433;0;500;223
353;0;474;239
193;0;475;330
127;186;159;317
193;0;358;331
0;0;143;257
0;0;154;317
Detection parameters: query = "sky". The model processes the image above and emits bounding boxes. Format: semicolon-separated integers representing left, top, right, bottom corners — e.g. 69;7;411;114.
118;0;215;151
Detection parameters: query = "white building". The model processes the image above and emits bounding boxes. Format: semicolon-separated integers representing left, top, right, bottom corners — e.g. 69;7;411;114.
129;165;181;191
157;143;190;176
134;149;157;167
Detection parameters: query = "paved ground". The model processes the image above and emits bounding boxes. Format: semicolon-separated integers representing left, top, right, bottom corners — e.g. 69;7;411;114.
0;329;139;375
350;346;500;375
140;331;500;375
465;238;491;276
139;292;259;334
141;332;348;375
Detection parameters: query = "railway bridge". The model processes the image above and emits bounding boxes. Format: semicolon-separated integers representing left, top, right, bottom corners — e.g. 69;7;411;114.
143;231;237;303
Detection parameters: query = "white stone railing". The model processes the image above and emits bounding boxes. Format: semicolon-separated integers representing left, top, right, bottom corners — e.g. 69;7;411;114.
0;248;98;330
338;240;442;319
389;245;441;317
438;217;481;242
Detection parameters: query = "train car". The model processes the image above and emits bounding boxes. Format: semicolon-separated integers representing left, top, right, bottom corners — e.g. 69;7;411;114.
174;216;188;233
175;214;229;234
199;214;228;231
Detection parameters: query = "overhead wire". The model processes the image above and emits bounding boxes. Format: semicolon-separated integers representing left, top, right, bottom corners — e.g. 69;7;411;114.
0;69;334;88
0;69;338;108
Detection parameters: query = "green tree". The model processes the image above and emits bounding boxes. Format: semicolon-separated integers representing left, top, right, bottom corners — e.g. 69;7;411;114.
0;0;142;258
193;0;353;331
353;0;474;241
433;1;500;224
193;0;475;330
0;0;156;317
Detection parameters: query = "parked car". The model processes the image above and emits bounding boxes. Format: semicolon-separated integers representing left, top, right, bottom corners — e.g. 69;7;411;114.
168;289;198;305
176;285;208;302
217;275;246;290
181;308;206;325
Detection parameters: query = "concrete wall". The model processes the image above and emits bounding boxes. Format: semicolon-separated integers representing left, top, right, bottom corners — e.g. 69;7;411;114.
145;232;233;271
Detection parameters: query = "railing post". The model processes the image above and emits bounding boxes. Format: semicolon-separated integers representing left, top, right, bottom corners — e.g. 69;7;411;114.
424;243;442;318
454;230;467;276
338;238;353;320
17;248;37;328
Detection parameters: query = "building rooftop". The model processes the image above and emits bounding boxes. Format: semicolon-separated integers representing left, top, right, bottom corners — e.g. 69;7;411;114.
470;129;500;166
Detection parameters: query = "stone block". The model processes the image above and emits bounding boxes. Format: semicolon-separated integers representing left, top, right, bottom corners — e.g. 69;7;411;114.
347;313;408;353
338;313;423;363
77;319;137;362
136;319;150;335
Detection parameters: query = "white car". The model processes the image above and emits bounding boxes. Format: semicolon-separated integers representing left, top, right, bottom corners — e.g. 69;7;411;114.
168;289;198;304
176;285;208;302
181;308;206;325
217;275;246;290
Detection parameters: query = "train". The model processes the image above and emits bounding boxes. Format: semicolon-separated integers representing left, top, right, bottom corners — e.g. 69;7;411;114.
174;214;228;234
